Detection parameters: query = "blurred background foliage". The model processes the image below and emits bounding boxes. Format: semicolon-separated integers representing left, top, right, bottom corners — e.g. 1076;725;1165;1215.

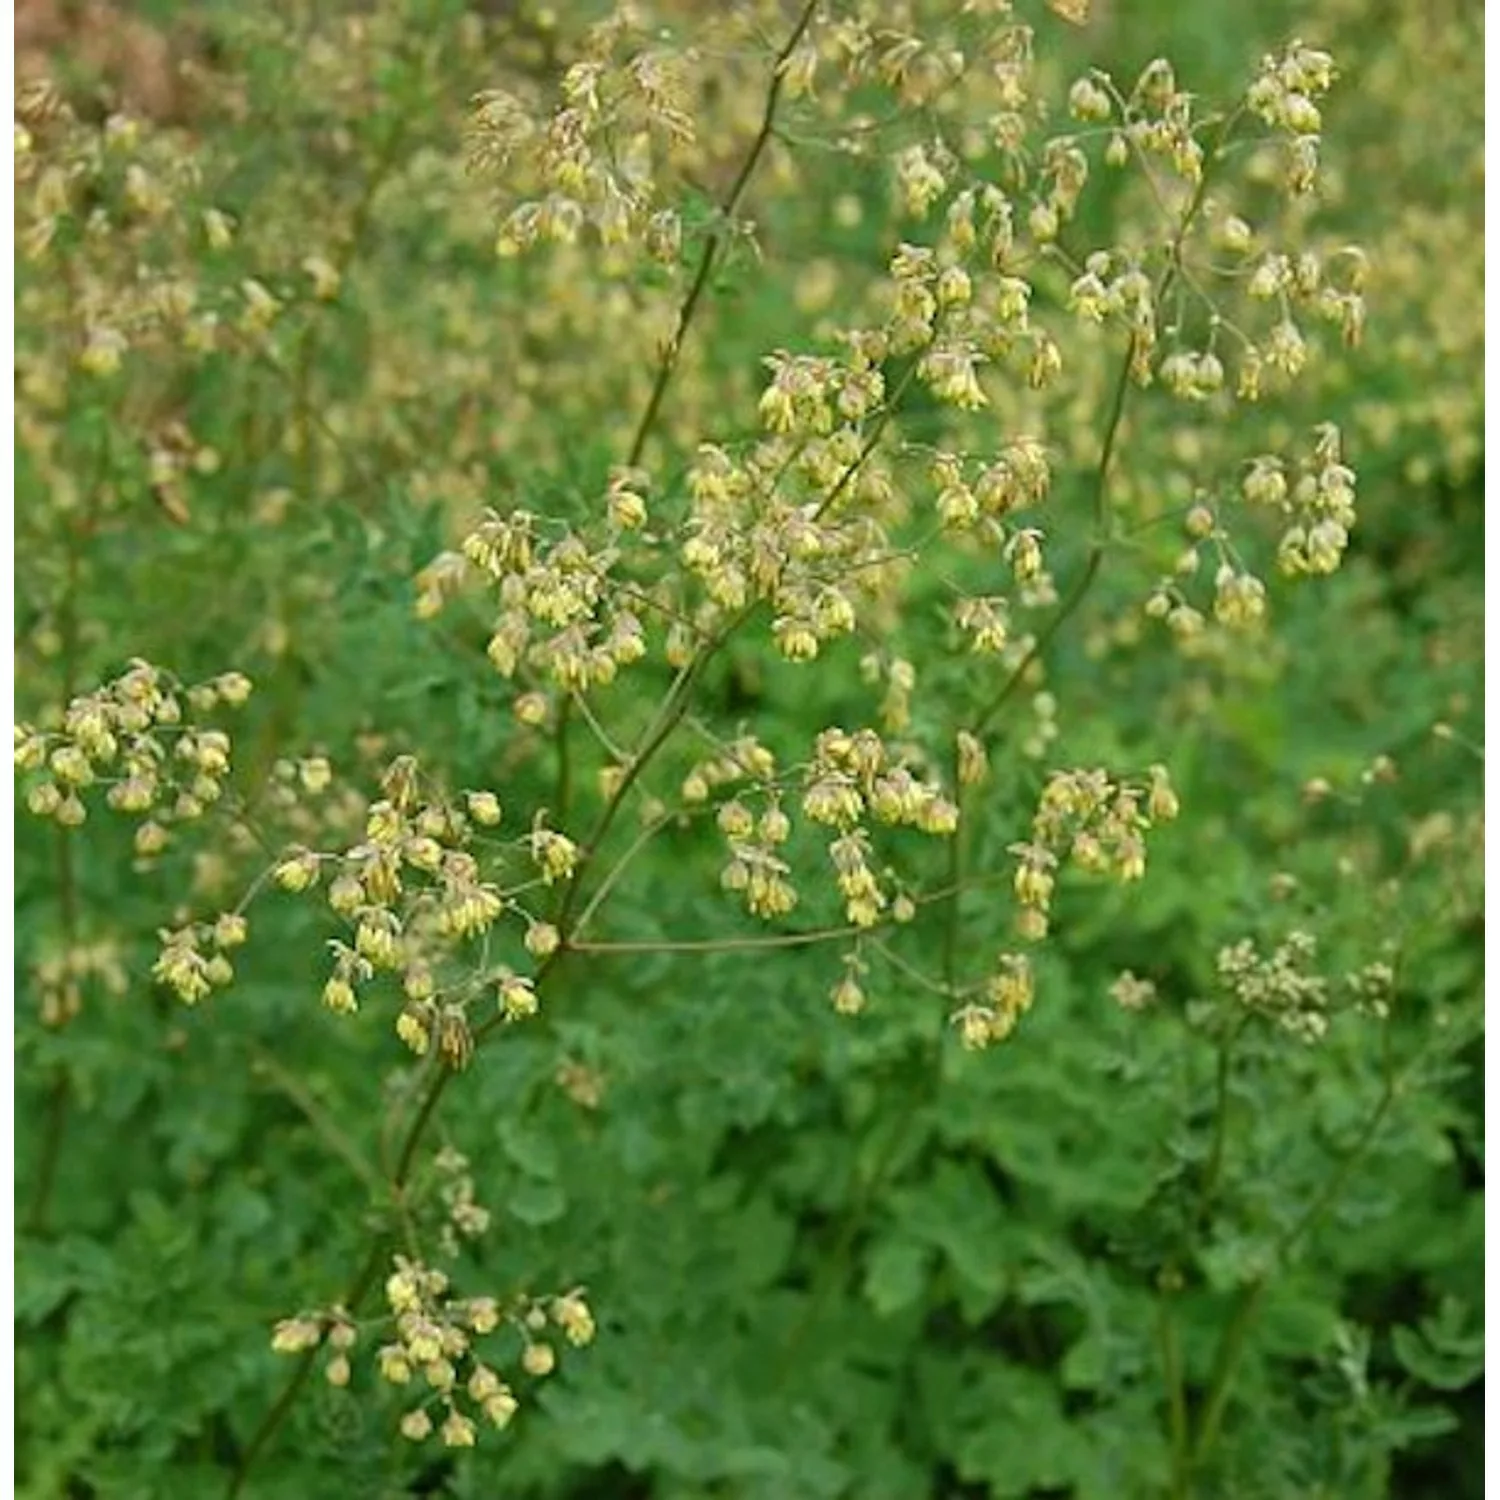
14;0;1482;1497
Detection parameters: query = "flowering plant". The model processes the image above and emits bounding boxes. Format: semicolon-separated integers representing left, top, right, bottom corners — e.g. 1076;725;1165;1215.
15;1;1481;1495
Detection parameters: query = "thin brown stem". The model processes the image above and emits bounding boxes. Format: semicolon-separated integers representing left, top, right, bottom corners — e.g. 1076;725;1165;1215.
226;1243;385;1498
869;938;953;998
970;338;1134;739
939;741;966;1001
570;925;865;956
1195;1019;1248;1230
553;695;575;831
1189;1026;1404;1472
1158;1285;1191;1500
569;812;673;940
568;689;629;765
626;0;821;467
27;1073;71;1237
810;351;928;525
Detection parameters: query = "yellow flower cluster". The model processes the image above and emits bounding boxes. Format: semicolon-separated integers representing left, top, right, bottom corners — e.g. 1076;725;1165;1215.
434;1146;492;1255
1145;418;1361;644
1011;764;1180;942
312;1255;593;1450
270;1253;586;1452
953;952;1035;1050
151;912;248;1007
1216;931;1331;1044
801;728;956;928
1245;41;1339;193
468;10;696;263
15;663;251;851
259;754;551;1062
420;501;650;698
31;939;129;1029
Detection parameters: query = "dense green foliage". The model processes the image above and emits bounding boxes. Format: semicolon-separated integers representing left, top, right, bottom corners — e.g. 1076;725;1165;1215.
14;2;1482;1497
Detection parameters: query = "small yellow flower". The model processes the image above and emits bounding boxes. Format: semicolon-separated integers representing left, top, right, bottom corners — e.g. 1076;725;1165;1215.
441;1411;477;1448
302;255;342;301
403;1320;443;1364
386;1268;422;1316
134;821;170;856
830;975;866;1016
299;756;333;794
466;1297;501;1334
1147;766;1180;822
525;921;561;959
273;850;320;892
497;972;539;1020
467;790;502;826
514;692;549;727
213;913;248;949
529;826;579;883
78;327;127;377
271;1317;322;1354
322;976;358;1014
400;1408;433;1442
551;1293;596;1347
484;1389;519;1428
203;209;236;249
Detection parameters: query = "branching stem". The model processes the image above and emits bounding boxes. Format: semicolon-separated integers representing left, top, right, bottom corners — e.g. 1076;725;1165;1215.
626;0;821;467
228;12;824;1484
1188;1022;1407;1479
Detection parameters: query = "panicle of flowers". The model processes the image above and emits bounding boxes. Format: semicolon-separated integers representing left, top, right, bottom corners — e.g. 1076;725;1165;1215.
1216;928;1399;1042
1216;930;1331;1042
1146;419;1361;642
797;727;957;928
419;497;651;695
151;908;249;1006
271;1254;596;1449
15;661;252;851
1265;422;1360;578
952;951;1036;1050
678;429;895;665
467;10;698;263
256;754;552;1060
434;1146;492;1256
1245;39;1338;192
1107;58;1209;186
1045;39;1363;427
1010;764;1180;940
696;736;791;918
31;938;129;1029
930;437;1052;534
718;145;1086;668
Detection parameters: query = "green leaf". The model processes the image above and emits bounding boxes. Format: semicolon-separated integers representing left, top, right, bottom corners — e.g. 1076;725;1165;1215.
498;1117;561;1179
863;1236;932;1317
508;1179;568;1226
1391;1303;1484;1391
